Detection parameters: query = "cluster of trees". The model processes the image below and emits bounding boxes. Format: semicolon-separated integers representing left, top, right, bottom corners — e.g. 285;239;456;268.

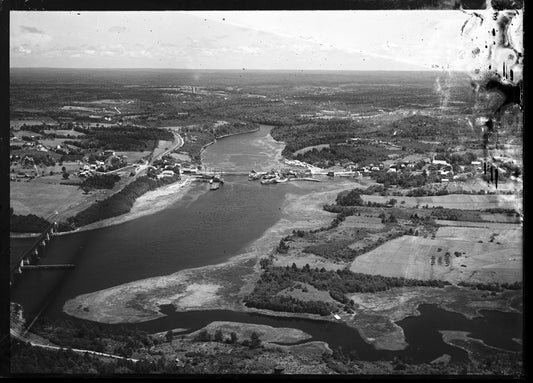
195;329;261;349
390;115;473;141
270;120;363;156
373;169;431;188
59;174;180;231
457;281;522;292
80;174;121;190
482;208;520;216
10;210;51;233
336;190;364;206
244;265;335;316
245;265;452;316
406;187;449;197
10;339;186;375
428;208;483;222
64;126;173;152
245;292;334;316
10;340;136;375
32;317;155;358
212;121;259;137
303;240;359;263
11;150;60;166
294;143;390;168
379;211;398;224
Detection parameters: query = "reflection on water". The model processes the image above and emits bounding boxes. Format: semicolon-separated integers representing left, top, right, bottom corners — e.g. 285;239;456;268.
201;125;285;172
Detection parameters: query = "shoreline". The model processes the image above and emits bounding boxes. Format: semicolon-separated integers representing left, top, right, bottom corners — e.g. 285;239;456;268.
10;177;196;239
62;182;351;323
55;177;195;236
198;127;261;160
10;126;272;239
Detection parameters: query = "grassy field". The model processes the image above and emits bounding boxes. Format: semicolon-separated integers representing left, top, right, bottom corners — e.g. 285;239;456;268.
277;283;338;306
14;130;43;137
10;119;58;129
10;182;85;218
43;129;86;136
151;140;174;159
349;223;522;284
361;194;521;211
39;138;68;147
115;150;150;163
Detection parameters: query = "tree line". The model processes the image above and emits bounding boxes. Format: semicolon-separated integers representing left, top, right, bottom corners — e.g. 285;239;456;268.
58;174;181;231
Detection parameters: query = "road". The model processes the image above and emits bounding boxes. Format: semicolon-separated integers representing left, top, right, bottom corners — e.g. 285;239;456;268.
10;328;139;363
134;129;184;178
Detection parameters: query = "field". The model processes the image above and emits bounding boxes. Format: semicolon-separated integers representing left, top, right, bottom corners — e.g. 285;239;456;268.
349;223;522;284
293;144;330;156
361;194;522;211
43;129;86;137
10;118;58;129
115;151;150;164
151;139;175;159
15;130;42;137
10;182;85;218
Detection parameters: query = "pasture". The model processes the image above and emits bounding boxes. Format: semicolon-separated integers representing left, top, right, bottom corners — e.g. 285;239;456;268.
10;182;84;218
349;223;522;284
361;193;521;211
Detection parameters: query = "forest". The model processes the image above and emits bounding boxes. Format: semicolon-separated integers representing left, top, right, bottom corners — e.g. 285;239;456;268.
64;126;173;152
10;211;51;233
270;120;364;156
80;174;121;190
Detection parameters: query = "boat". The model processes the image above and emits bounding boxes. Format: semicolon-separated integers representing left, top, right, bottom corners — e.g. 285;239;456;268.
248;169;261;180
209;180;220;190
260;178;277;185
274;177;289;183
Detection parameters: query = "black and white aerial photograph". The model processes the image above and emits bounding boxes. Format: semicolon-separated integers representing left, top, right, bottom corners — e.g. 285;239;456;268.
5;0;524;378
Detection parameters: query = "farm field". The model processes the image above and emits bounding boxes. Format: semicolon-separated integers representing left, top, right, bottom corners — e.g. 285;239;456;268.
10;182;86;218
435;220;522;229
361;193;521;210
39;138;69;147
349;224;522;284
14;130;42;137
10;118;58;128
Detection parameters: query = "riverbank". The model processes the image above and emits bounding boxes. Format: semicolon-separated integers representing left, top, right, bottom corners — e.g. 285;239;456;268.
199;127;261;158
62;181;352;323
54;176;194;236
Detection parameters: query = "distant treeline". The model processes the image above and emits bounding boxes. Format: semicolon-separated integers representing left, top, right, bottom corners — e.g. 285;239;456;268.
58;174;180;231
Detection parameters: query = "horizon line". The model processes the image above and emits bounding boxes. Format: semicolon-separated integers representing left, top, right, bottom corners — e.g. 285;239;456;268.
11;67;458;72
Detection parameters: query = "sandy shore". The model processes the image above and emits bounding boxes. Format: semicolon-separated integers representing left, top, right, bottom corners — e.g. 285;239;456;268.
54;177;195;236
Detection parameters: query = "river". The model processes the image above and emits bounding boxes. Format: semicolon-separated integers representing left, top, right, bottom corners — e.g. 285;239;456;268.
10;125;522;364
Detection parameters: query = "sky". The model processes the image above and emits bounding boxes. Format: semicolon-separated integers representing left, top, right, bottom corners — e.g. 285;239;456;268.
10;11;474;71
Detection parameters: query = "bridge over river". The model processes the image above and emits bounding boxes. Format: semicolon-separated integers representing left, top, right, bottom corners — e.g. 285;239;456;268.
9;222;73;286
